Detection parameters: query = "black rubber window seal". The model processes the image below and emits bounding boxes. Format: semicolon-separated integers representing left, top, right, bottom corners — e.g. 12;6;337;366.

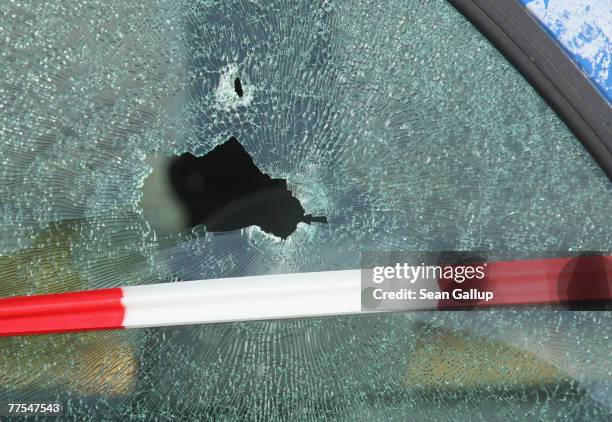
447;0;612;181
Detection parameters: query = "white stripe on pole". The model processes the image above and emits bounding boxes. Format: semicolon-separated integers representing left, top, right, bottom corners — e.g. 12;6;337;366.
121;270;364;328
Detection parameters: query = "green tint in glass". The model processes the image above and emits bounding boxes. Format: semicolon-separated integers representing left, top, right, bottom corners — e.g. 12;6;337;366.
0;0;610;420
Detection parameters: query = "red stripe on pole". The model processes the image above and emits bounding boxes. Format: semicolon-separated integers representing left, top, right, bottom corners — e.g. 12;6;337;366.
0;288;125;336
1;255;610;337
437;255;612;308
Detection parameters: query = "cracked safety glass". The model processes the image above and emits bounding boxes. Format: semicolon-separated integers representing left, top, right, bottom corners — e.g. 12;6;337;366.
0;0;611;420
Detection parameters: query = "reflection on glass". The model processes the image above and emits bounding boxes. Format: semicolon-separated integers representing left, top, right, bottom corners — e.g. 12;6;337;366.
0;0;610;420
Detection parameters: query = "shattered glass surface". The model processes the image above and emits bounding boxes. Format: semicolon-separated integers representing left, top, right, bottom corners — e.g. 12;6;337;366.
0;0;611;420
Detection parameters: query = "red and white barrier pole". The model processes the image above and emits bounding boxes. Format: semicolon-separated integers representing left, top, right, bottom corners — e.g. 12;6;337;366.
0;256;610;336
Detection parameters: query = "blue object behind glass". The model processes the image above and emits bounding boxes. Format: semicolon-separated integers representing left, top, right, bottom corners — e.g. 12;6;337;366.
520;0;612;103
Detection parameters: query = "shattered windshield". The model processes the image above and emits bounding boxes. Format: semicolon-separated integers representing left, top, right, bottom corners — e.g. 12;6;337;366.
0;0;610;420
